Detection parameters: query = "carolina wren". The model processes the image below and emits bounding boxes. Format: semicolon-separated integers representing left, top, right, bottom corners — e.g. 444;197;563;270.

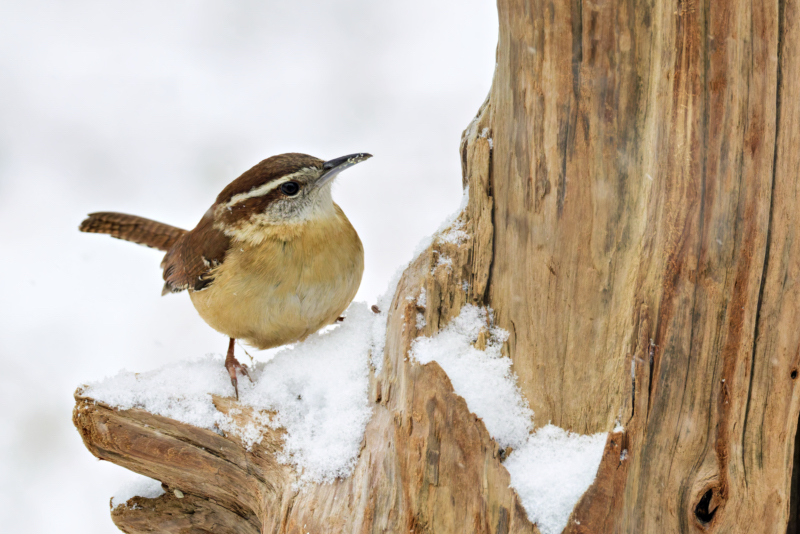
80;152;370;398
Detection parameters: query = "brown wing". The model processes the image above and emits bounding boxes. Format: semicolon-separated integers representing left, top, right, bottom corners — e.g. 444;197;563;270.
160;208;230;295
79;212;186;251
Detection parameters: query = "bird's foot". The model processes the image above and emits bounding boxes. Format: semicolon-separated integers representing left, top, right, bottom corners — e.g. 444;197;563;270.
226;357;251;400
225;338;252;400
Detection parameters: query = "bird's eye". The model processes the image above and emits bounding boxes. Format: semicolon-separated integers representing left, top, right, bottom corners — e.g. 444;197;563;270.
280;181;300;196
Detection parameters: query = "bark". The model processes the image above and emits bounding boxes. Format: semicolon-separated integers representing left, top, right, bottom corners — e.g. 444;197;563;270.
74;0;800;532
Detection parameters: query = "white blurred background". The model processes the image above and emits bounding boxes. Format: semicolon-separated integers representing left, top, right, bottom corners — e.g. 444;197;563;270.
0;1;497;531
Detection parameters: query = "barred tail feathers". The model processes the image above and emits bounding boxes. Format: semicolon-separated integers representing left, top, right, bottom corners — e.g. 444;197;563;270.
79;212;186;252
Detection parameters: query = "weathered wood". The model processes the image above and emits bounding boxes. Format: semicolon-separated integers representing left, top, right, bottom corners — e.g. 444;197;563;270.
484;0;800;531
74;0;800;532
111;492;259;534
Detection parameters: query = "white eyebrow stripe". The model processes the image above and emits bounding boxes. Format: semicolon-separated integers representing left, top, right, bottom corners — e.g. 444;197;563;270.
226;177;291;207
224;167;317;207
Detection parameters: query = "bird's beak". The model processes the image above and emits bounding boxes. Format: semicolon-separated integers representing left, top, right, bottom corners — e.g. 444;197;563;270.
316;153;372;188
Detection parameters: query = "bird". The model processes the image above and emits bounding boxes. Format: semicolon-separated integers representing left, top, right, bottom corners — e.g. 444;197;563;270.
79;152;370;398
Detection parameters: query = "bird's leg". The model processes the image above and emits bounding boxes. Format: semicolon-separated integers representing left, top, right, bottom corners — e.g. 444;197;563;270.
224;337;251;400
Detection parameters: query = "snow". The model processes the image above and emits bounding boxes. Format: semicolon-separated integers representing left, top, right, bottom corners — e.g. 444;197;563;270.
82;355;233;429
437;218;469;245
410;304;608;534
504;426;607;534
410;305;533;449
111;474;164;509
416;287;427;308
434;253;453;271
413;285;428;329
236;303;375;483
84;303;379;484
479;127;494;149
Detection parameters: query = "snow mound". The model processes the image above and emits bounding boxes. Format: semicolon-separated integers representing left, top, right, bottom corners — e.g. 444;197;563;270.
82;354;232;429
410;304;533;449
84;302;380;484
504;425;607;534
236;303;375;482
111;474;164;509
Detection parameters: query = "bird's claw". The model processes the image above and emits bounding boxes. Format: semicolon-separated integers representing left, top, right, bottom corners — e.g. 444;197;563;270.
225;358;252;400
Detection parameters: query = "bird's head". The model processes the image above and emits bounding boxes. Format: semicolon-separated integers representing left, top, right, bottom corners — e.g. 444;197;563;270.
212;152;371;243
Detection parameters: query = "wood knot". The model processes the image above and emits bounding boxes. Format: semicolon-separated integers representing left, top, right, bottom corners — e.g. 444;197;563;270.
694;487;721;526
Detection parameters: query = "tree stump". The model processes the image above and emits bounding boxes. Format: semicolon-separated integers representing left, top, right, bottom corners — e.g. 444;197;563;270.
74;0;800;532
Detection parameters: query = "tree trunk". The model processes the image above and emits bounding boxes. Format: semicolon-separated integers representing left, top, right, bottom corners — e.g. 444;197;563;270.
74;0;800;532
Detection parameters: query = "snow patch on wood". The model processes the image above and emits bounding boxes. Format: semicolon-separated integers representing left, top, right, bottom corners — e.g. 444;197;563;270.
84;303;380;484
504;426;606;534
410;304;533;449
111;475;165;509
410;304;607;534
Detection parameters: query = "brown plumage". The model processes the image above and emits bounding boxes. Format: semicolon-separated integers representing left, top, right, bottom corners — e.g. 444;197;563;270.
79;212;186;252
160;210;230;295
78;151;371;399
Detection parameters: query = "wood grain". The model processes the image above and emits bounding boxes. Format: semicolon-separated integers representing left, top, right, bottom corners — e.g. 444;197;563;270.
487;0;800;531
73;0;800;531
